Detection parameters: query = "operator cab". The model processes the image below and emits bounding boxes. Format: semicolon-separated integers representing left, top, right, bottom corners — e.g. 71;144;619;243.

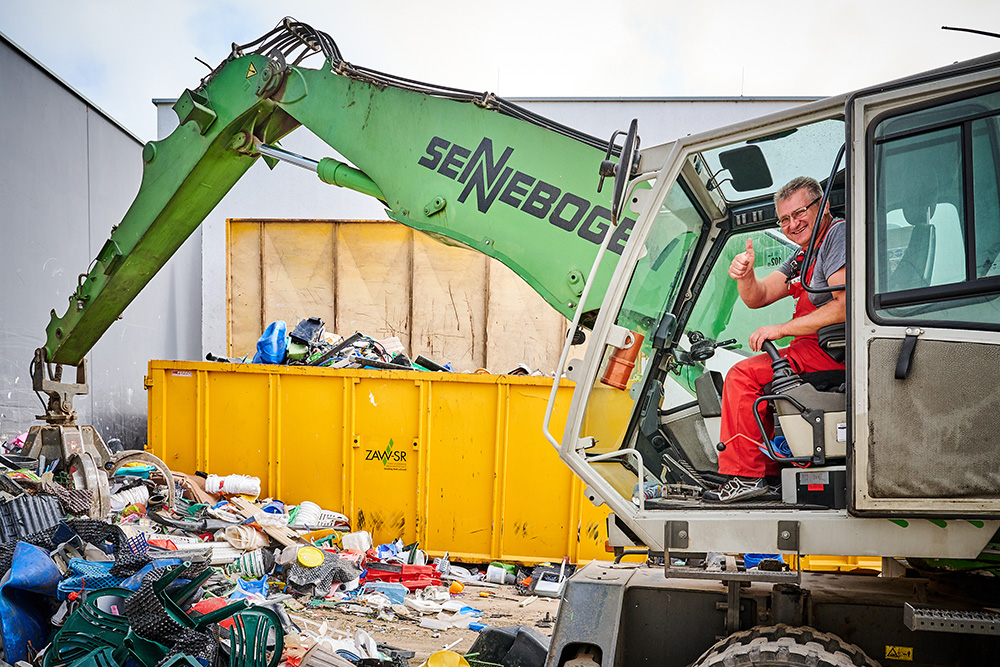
569;115;854;511
550;47;1000;565
565;77;1000;524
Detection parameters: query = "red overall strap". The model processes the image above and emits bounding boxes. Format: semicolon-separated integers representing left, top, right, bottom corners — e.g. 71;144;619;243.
788;222;832;337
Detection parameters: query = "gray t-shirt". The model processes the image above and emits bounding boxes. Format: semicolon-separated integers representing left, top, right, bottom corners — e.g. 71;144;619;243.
776;219;846;307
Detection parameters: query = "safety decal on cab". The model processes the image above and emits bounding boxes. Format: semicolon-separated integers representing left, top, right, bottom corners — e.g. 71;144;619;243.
885;646;913;661
246;62;258;79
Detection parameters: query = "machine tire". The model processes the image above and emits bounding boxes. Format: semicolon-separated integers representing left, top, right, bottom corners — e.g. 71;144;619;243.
689;624;881;667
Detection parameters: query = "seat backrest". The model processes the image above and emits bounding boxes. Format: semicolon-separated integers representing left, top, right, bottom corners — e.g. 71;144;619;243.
44;588;134;667
887;223;937;291
229;606;285;667
887;180;939;291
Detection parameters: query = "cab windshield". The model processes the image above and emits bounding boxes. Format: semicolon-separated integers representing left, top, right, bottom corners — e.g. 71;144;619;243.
575;114;846;504
701;119;845;204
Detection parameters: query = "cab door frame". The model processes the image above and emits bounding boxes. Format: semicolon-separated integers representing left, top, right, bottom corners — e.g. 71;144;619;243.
849;58;1000;516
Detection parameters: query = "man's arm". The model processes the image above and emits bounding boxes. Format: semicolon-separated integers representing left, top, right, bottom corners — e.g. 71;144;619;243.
729;238;790;308
747;266;846;352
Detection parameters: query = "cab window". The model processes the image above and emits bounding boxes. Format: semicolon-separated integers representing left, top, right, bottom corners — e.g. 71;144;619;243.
870;87;1000;327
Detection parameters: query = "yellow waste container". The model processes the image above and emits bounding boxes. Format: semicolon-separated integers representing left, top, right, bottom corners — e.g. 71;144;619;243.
146;360;623;565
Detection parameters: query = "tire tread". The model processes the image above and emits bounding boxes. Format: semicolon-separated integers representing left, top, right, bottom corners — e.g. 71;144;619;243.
690;624;881;667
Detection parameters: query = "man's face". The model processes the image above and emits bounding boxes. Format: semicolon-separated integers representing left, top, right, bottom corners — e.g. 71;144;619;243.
776;188;823;247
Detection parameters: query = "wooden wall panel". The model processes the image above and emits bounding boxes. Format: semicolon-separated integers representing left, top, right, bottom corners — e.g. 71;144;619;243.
334;223;412;342
410;234;489;370
227;219;577;372
261;222;337;334
484;261;566;374
228;222;262;358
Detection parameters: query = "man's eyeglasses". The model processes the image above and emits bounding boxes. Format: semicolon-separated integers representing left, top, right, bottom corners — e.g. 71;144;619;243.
777;196;821;228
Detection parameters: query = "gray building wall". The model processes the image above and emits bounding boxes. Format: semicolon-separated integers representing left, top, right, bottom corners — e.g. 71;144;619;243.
0;34;202;447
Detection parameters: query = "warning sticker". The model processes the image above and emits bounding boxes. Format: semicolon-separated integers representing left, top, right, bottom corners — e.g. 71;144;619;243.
885;646;913;661
246;62;258;79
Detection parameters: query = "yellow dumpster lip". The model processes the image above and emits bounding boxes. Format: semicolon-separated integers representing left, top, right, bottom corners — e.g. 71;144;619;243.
150;359;575;386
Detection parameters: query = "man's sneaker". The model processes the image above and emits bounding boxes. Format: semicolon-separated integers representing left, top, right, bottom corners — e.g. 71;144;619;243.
703;476;768;503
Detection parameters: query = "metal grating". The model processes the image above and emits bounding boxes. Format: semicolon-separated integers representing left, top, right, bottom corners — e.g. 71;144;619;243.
904;602;1000;636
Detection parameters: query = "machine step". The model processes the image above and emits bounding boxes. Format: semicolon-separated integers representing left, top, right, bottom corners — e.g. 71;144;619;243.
904;602;1000;636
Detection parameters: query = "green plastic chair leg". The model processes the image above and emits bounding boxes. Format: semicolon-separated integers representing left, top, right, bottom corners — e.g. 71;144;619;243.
110;628;169;667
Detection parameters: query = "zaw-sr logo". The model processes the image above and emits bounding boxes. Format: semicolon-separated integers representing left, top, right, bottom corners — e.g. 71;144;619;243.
365;438;407;470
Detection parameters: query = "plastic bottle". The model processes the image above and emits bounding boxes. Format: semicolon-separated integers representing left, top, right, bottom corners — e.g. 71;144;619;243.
485;563;507;584
632;480;663;503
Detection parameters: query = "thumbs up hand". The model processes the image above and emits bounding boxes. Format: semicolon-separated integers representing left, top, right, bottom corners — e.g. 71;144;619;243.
729;238;756;281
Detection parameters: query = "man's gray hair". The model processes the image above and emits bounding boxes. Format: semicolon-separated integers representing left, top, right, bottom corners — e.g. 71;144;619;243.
774;176;823;208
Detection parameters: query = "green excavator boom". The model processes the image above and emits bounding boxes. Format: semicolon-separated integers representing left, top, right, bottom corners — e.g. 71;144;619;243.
43;19;630;368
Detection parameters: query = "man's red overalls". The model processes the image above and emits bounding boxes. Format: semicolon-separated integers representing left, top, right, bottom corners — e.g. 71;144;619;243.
716;237;845;478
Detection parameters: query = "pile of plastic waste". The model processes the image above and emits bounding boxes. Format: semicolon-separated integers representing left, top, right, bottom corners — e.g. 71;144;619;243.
208;316;540;376
0;451;561;667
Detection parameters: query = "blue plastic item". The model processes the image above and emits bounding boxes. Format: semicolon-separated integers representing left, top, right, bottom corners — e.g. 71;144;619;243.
631;480;663;500
261;500;285;514
118;558;185;591
469;622;488;632
113;465;156;479
374;542;399;559
743;553;785;569
758;436;792;461
0;542;63;663
57;558;188;598
253;321;288;365
57;560;125;599
230;577;269;600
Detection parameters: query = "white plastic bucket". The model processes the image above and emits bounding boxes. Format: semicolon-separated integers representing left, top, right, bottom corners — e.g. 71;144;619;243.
485;564;507;584
341;531;373;552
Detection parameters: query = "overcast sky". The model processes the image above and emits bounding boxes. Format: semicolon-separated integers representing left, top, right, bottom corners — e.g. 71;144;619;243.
2;1;999;142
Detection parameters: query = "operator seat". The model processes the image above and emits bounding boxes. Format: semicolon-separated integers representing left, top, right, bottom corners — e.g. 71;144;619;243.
762;336;846;461
696;342;847;463
695;323;846;414
887;175;939;291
